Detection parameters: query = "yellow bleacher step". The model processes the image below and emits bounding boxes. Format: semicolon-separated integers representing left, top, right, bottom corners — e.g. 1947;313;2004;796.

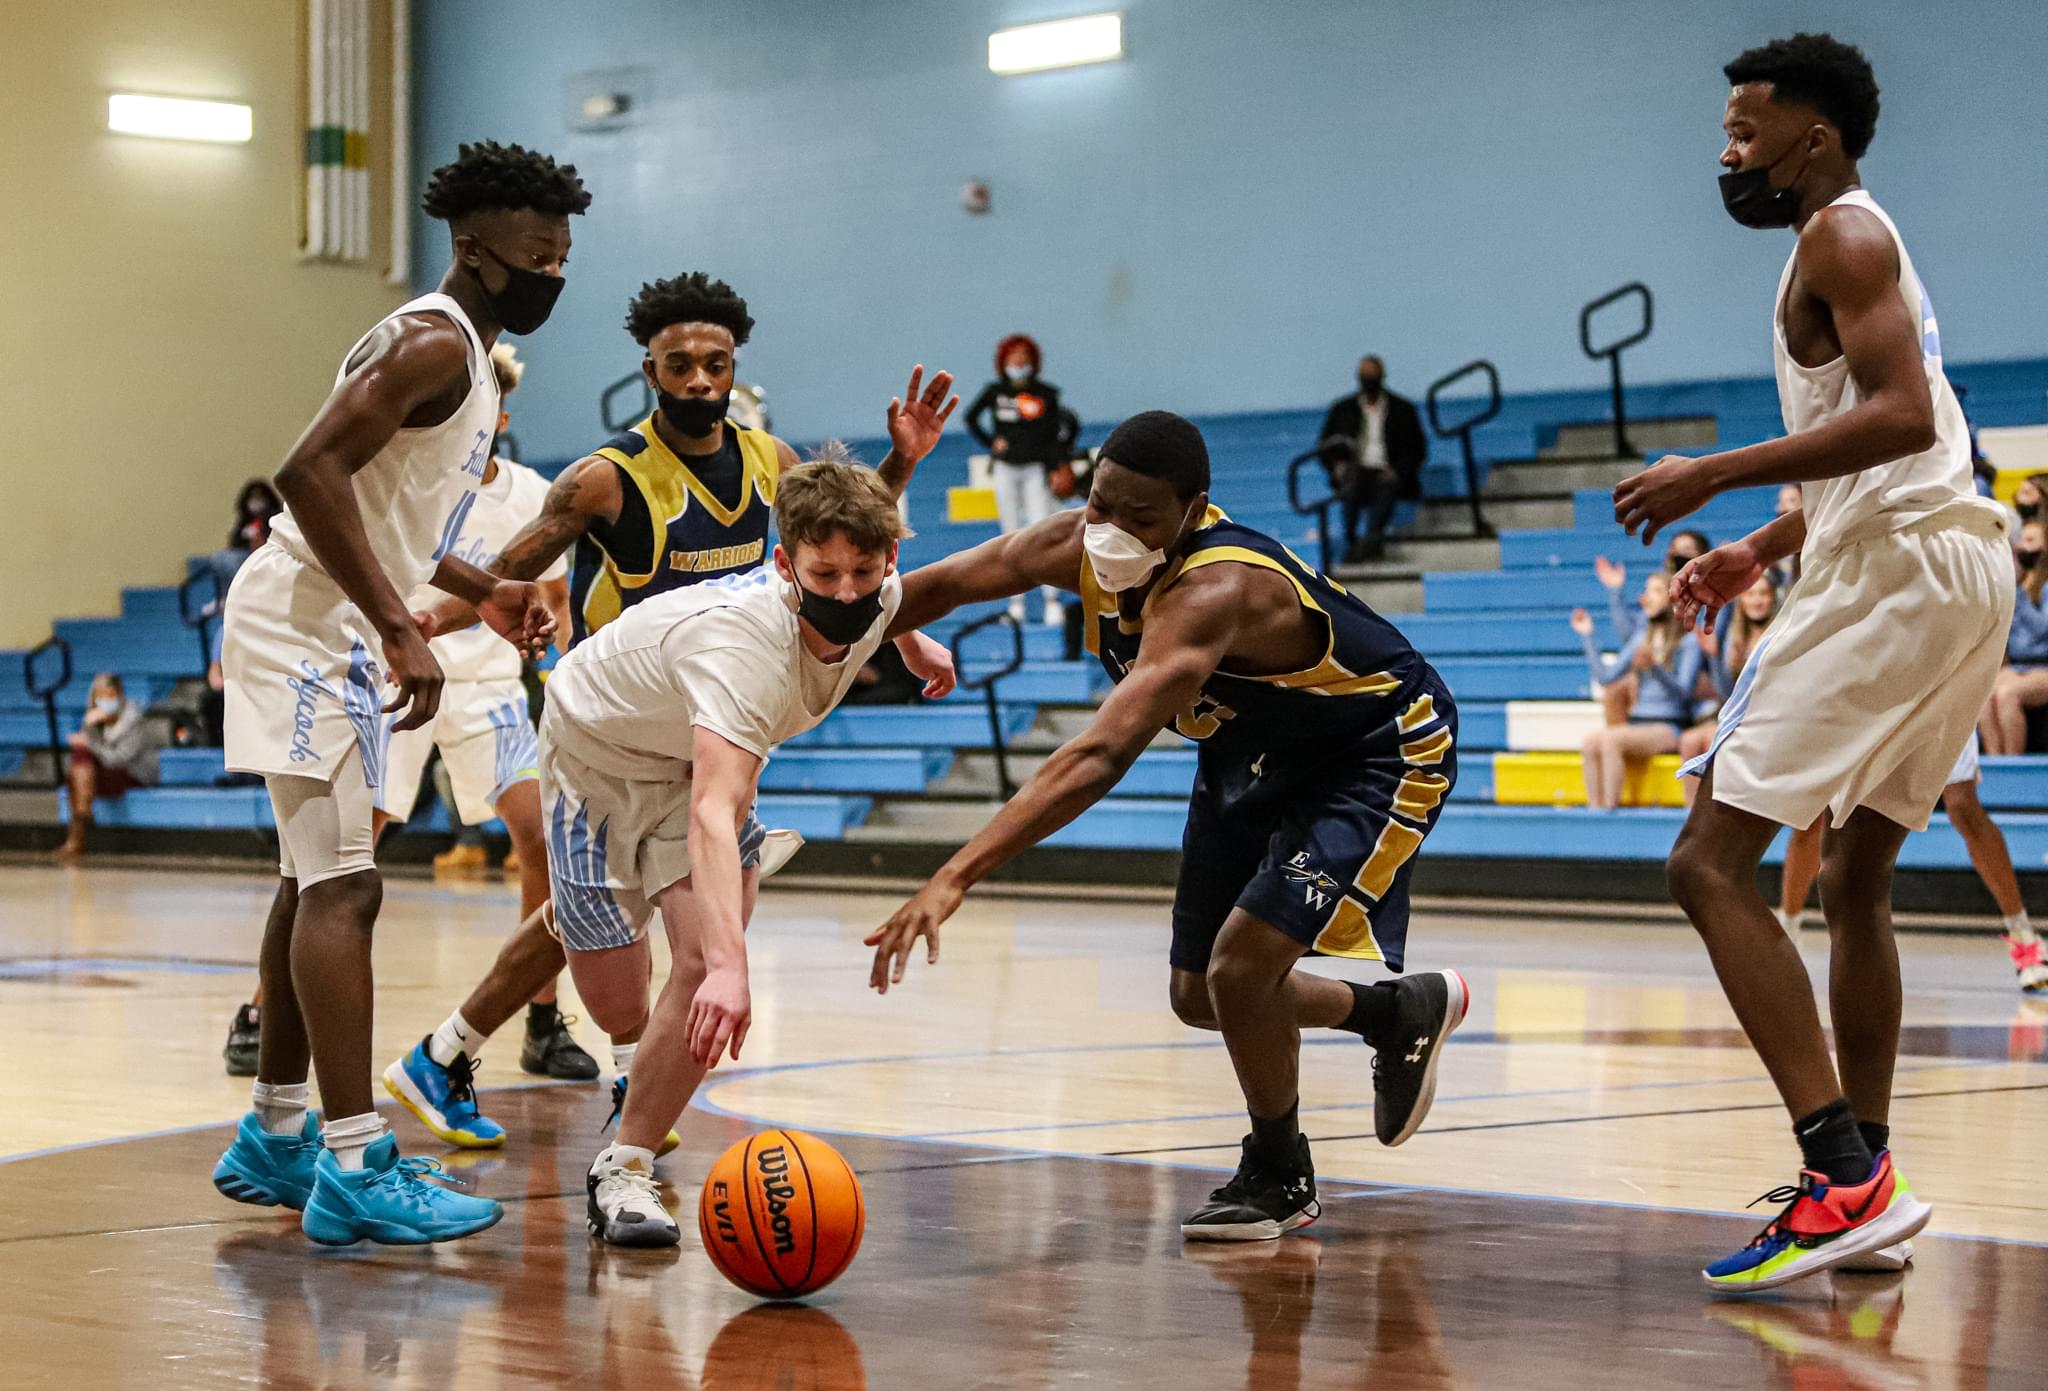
948;486;999;523
1493;751;1687;808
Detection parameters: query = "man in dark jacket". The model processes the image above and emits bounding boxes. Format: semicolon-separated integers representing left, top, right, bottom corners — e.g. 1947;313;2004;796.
1318;356;1427;562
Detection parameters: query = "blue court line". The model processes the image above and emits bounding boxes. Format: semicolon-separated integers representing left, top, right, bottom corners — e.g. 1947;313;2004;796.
0;956;252;978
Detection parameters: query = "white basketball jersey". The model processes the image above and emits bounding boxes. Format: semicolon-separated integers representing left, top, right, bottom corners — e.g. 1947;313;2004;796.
269;292;497;594
408;458;566;681
1773;190;2002;564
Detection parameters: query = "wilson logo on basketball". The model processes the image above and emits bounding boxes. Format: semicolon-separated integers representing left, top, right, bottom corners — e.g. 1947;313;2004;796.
755;1143;800;1256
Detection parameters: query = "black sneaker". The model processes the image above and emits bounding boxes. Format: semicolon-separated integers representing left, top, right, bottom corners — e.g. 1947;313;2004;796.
1181;1134;1319;1242
1371;969;1470;1146
520;1004;599;1080
223;1003;260;1077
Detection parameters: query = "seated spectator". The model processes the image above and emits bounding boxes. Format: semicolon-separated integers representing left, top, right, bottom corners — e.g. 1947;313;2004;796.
208;479;282;597
1590;530;1711;723
56;673;159;862
1570;573;1703;809
966;333;1081;626
1317;355;1426;564
1980;521;2048;754
1679;574;1782;798
2008;473;2048;535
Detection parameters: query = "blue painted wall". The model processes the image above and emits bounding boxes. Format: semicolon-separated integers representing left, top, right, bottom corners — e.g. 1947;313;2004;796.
414;0;2048;459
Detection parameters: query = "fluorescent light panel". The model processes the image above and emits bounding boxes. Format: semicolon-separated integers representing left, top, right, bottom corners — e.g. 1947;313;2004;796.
989;12;1123;75
107;93;252;144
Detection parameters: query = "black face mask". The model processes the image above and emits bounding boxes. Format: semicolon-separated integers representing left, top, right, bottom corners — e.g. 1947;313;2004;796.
477;246;565;335
796;583;885;646
1718;135;1810;230
2020;549;2044;570
1358;376;1384;398
657;387;731;439
2018;501;2040;521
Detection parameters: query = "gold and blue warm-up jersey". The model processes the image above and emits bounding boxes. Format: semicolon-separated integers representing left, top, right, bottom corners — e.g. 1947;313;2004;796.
1081;508;1438;758
568;415;781;646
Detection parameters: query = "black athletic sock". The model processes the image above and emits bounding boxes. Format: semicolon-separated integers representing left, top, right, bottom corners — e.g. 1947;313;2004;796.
1248;1104;1301;1168
526;1001;559;1031
1338;980;1398;1049
1793;1098;1875;1187
1857;1120;1890;1157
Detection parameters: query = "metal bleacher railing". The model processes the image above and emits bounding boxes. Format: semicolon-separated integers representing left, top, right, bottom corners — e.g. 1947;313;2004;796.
947;610;1027;800
601;369;652;433
1425;359;1503;540
1579;281;1654;460
1284;445;1340;573
24;634;73;789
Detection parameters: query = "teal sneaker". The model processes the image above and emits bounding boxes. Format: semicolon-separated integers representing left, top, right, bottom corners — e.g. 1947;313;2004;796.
382;1038;506;1149
212;1111;321;1210
299;1135;503;1246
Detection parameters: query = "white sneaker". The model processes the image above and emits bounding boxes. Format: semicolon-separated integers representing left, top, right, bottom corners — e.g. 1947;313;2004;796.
1837;1240;1914;1274
1042;600;1066;627
586;1149;679;1248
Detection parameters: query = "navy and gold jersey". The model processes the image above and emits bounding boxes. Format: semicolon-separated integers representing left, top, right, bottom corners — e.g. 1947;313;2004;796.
568;415;780;646
1082;508;1438;759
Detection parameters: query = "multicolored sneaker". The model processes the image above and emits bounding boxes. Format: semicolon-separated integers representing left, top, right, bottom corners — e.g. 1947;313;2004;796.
212;1110;321;1210
382;1039;506;1149
300;1135;502;1246
606;1075;681;1158
2005;933;2048;994
1702;1151;1931;1294
1837;1240;1914;1274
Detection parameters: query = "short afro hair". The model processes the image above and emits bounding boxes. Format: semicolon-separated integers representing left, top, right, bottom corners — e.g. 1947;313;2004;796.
624;273;755;349
420;141;592;222
1725;33;1881;159
1099;411;1210;501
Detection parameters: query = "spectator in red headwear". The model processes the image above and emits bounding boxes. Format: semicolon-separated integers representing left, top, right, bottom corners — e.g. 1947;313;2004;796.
965;333;1080;624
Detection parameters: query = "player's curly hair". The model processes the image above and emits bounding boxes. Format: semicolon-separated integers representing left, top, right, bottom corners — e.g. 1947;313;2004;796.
623;273;755;348
1725;33;1881;159
420;141;592;222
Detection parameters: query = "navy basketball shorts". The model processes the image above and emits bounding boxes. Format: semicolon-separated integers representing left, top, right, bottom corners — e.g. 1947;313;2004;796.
1169;677;1457;975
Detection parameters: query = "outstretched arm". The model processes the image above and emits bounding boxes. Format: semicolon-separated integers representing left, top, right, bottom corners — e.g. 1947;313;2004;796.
684;729;766;1066
418;454;620;638
865;570;1241;992
885;509;1086;639
1616;205;1936;542
876;365;959;497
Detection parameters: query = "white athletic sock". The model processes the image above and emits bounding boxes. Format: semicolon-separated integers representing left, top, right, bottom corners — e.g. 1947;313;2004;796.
428;1010;481;1067
592;1142;656;1177
1775;908;1803;934
320;1112;389;1172
251;1081;312;1136
2003;911;2036;942
611;1042;638;1077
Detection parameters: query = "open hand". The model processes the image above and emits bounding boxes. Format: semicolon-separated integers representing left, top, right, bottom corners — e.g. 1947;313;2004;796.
1613;454;1716;545
478;580;556;661
1593;555;1625;590
865;875;964;994
381;625;444;731
1671;543;1764;634
1569;607;1594;637
688;966;752;1066
887;365;960;465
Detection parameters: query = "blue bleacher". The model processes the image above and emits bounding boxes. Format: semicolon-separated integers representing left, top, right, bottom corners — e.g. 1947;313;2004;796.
16;361;2048;874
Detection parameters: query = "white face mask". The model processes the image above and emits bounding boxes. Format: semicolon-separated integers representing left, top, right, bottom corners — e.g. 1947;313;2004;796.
95;697;122;716
1004;364;1033;384
1085;507;1194;593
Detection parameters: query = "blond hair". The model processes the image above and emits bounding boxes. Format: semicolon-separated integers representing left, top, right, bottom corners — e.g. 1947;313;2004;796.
774;442;912;555
489;342;524;397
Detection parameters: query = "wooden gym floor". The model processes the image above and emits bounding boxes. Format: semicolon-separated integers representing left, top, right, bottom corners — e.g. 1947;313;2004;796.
2;862;2045;1388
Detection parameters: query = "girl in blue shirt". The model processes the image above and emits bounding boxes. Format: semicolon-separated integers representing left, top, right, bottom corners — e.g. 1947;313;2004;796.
1571;572;1704;809
1981;520;2048;754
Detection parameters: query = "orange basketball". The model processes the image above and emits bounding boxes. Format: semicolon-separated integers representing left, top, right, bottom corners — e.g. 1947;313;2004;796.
698;1129;865;1299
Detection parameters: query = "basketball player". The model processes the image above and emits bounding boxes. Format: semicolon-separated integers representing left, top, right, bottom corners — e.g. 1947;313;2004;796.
387;273;959;1152
1611;36;2012;1290
869;411;1472;1242
552;454;917;1245
220;344;595;1090
208;142;583;1245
